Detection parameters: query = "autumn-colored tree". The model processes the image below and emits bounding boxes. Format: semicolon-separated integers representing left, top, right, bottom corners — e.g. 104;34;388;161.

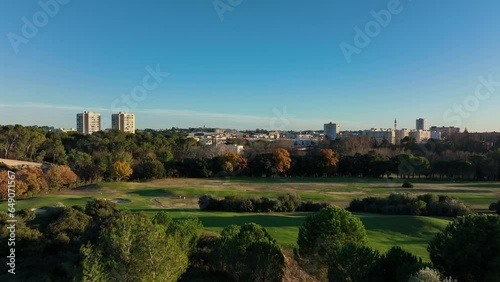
320;149;339;176
221;161;234;174
112;161;133;181
0;170;10;199
223;152;248;174
273;148;291;175
17;167;48;195
46;165;78;189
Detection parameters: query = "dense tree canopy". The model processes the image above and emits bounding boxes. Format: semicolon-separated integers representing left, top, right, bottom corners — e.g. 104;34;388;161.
428;214;500;282
2;125;500;186
214;223;285;282
297;206;367;278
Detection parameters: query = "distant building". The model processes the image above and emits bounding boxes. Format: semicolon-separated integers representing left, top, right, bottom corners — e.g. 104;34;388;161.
227;144;244;154
112;112;135;134
269;131;280;140
363;128;395;144
416;118;427;131
57;128;77;133
431;130;442;140
409;130;431;143
77;112;101;134
395;128;410;144
429;126;460;138
324;122;339;140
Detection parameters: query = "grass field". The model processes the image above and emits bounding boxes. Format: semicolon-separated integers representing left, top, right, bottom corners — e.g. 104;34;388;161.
12;177;499;261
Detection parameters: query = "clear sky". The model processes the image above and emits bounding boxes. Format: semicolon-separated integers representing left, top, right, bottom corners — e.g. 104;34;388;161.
1;0;499;131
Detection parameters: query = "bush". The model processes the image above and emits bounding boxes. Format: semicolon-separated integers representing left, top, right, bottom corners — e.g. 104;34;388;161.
428;214;500;282
348;193;472;217
278;193;301;212
198;194;327;213
402;182;414;188
489;200;500;215
198;195;222;211
17;209;36;221
84;199;118;221
408;267;443;282
296;201;331;212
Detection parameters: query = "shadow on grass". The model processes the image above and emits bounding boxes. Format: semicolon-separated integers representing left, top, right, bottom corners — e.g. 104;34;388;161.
127;188;174;197
204;176;395;184
360;215;448;238
457;183;500;189
368;187;493;194
197;215;306;228
72;184;100;191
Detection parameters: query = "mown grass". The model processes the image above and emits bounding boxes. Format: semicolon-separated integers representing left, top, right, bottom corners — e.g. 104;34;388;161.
149;210;448;261
13;177;496;261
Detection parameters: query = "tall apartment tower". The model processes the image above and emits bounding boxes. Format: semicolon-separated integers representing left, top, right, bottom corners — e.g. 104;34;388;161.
112;112;135;134
76;112;101;134
324;122;339;140
416;118;427;131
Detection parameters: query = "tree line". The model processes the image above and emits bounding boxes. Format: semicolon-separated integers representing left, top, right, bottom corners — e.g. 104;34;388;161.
1;125;500;189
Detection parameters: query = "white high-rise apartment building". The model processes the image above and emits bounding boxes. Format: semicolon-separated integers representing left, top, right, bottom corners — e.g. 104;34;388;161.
324;122;339;140
77;112;101;134
112;112;135;134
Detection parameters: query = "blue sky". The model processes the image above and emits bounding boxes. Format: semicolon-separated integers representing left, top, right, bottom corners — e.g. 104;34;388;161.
1;0;499;131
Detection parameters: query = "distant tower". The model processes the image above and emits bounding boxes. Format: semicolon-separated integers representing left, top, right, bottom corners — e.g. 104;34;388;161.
394;118;397;131
416;118;427;131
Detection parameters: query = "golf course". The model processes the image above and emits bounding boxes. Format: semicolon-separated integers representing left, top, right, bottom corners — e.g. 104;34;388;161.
16;177;500;261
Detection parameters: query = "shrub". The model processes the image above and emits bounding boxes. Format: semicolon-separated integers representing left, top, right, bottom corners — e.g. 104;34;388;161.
348;193;472;217
84;199;118;221
408;267;442;282
198;195;222;211
198;194;328;213
402;182;414;188
278;193;301;212
17;209;36;221
296;201;331;212
489;200;500;215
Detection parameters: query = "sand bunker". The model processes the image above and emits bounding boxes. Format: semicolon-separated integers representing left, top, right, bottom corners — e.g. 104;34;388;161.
31;208;47;214
111;198;131;204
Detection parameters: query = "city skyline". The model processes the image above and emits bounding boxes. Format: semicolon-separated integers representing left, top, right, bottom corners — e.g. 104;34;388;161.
1;1;500;131
0;109;484;133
